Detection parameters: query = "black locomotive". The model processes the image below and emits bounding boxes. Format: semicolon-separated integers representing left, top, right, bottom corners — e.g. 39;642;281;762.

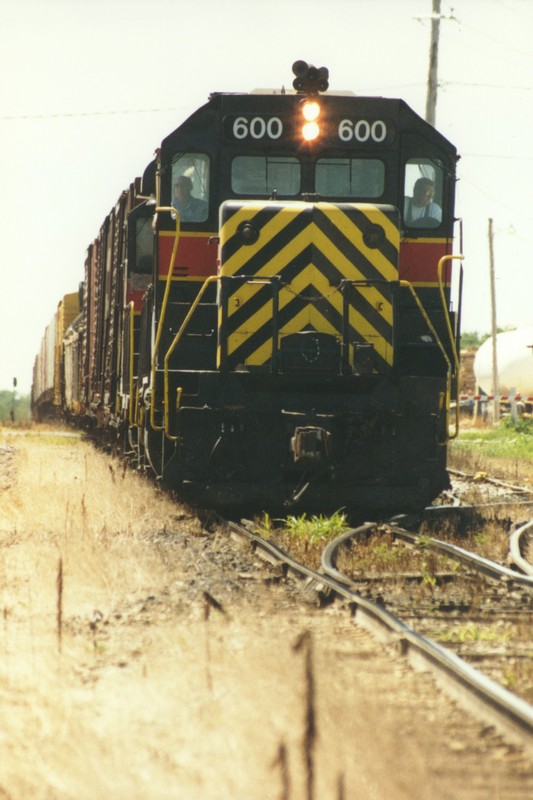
32;62;463;515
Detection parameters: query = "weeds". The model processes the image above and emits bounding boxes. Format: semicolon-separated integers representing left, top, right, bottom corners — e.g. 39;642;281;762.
283;510;348;543
255;510;349;569
436;623;514;645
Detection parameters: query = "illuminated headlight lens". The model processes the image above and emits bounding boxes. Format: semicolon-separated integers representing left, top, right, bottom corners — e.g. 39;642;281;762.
302;121;320;141
302;101;320;122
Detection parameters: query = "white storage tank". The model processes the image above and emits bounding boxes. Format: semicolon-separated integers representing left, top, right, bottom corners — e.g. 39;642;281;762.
474;327;533;396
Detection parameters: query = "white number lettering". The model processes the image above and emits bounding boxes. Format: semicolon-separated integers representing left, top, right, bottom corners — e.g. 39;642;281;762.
267;117;283;139
232;116;284;140
371;120;387;142
354;120;370;142
233;117;248;140
337;119;388;143
338;119;353;142
250;117;266;139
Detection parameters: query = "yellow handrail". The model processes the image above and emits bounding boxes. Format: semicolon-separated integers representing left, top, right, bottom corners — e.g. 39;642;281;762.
163;274;219;440
438;254;464;439
149;207;181;431
438;254;463;370
400;252;464;442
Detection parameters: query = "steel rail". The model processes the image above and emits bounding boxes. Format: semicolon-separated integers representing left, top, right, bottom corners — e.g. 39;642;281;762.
509;521;533;577
228;519;533;753
386;519;533;588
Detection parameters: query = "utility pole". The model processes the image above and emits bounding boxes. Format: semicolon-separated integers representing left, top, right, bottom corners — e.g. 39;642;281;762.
425;0;441;126
488;219;499;423
10;377;17;423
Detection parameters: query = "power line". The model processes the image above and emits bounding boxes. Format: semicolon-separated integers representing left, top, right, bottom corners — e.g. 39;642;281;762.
442;81;533;91
0;106;184;121
462;153;533;160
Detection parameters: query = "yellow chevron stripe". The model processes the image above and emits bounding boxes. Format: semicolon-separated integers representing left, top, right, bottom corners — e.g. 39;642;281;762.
220;202;397;370
227;295;392;367
347;303;393;365
225;223;319;319
321;208;398;281
222;204;309;274
241;338;272;366
226;260;393;364
226;220;396;292
339;203;400;246
279;305;340;336
242;306;341;366
307;227;394;316
297;232;393;325
278;271;392;366
219;204;265;243
227;301;274;358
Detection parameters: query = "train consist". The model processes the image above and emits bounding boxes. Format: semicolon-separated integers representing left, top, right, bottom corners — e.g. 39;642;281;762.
32;62;463;514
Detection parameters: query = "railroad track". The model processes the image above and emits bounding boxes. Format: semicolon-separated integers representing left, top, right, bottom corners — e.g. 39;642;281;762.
228;518;533;756
387;516;533;584
510;520;533;577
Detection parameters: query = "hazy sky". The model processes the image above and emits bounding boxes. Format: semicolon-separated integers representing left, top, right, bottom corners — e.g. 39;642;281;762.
1;0;532;393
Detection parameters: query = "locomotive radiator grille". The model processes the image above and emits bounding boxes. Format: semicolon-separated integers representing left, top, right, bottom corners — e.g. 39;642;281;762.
218;201;399;372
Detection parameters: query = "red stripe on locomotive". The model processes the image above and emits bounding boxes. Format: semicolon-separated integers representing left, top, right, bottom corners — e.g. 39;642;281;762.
125;288;147;310
399;239;453;284
158;233;218;278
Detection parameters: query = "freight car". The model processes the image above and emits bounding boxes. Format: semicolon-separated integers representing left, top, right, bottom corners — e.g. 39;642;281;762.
32;62;464;514
31;292;80;421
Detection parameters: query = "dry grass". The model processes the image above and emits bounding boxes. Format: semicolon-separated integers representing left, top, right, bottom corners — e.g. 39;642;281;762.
0;427;203;799
451;416;533;486
1;429;181;612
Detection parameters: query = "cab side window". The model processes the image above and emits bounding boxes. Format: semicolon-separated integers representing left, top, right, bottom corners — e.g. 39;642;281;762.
403;158;443;228
134;216;153;275
171;153;210;222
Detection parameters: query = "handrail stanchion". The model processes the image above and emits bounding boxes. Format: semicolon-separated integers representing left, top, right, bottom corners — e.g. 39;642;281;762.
399;279;452;445
149;207;181;431
163;274;219;440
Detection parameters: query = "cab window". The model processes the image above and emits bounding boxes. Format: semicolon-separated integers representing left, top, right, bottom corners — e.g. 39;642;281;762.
231;155;300;195
316;158;384;198
134;216;153;274
403;158;443;228
171;153;209;222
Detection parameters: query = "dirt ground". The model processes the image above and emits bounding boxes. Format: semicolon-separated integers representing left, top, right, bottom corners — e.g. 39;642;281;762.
0;428;532;799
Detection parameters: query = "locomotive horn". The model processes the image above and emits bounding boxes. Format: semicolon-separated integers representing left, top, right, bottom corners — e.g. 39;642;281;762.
292;59;309;77
292;60;329;94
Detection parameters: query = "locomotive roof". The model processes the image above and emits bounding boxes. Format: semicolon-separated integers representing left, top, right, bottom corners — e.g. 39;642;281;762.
159;89;457;165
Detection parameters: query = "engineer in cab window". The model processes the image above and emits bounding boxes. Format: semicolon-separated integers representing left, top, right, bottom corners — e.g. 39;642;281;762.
404;177;442;227
172;175;208;222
